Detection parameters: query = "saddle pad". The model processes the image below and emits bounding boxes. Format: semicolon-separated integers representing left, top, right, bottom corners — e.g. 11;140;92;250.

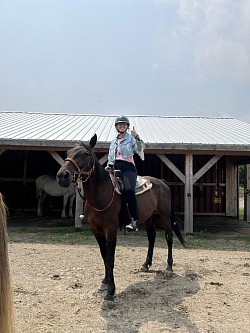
109;174;152;195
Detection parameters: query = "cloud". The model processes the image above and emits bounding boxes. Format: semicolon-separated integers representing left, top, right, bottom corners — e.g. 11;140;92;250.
153;0;250;82
152;63;160;71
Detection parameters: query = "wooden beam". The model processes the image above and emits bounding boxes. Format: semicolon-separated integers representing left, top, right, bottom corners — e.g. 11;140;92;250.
98;154;108;166
157;154;185;183
48;151;64;166
184;153;193;234
193;155;222;184
75;183;84;228
246;164;250;222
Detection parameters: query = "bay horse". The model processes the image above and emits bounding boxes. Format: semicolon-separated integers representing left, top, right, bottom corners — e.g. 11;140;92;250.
56;134;185;306
0;193;16;333
36;175;76;218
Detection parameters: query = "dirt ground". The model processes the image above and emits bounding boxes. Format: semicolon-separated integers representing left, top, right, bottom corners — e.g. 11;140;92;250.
8;230;250;333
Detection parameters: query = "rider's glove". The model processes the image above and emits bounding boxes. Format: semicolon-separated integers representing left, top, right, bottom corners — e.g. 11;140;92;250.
105;164;114;172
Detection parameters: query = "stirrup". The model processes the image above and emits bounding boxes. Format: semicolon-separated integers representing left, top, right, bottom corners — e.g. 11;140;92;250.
126;220;138;232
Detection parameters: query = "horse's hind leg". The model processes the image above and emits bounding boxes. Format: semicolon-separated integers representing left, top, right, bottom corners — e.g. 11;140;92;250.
165;223;173;273
141;218;156;272
37;191;46;217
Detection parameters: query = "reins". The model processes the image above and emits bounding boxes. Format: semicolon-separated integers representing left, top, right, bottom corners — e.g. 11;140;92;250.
65;156;117;212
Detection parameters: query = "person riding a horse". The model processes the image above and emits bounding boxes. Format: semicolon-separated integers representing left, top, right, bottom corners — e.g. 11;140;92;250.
105;115;145;232
57;133;185;305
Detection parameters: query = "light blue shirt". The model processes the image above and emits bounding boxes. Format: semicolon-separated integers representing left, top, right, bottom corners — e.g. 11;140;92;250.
107;132;145;166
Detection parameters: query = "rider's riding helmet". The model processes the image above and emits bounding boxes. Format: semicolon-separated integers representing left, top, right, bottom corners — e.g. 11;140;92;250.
115;115;130;127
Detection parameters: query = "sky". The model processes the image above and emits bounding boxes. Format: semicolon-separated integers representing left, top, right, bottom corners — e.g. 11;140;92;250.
0;0;250;123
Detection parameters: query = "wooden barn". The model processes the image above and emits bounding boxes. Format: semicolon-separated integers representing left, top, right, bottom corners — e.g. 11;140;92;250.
0;111;250;233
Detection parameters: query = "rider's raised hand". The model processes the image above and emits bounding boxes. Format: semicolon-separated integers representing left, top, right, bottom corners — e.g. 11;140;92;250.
131;126;140;140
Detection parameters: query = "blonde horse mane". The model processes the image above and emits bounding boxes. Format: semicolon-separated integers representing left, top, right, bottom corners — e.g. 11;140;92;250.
0;193;16;333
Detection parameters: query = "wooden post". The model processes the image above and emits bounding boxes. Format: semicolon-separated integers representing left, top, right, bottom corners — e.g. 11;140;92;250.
225;157;237;217
184;153;193;234
246;164;250;222
75;183;84;229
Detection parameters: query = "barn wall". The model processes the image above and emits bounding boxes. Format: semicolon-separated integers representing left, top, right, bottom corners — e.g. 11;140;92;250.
138;153;226;217
0;150;67;213
0;149;228;217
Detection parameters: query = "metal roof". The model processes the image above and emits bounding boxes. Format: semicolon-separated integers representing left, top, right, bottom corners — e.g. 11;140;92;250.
1;111;250;151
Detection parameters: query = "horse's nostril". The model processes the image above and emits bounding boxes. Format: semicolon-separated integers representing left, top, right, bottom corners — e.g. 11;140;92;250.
56;170;72;187
64;171;70;179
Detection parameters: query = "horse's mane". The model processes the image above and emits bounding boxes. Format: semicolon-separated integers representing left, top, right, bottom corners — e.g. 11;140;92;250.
0;193;16;333
78;141;110;186
93;157;110;186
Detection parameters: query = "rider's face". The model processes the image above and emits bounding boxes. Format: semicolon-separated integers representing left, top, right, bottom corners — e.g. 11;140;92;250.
116;122;128;133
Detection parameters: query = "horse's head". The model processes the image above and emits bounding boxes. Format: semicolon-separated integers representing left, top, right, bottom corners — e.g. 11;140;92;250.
57;134;97;187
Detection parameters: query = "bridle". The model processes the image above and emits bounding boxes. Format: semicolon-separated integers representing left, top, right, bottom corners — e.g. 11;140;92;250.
64;154;117;212
65;154;95;183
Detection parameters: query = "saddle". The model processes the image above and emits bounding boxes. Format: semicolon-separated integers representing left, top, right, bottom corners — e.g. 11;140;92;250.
109;173;152;195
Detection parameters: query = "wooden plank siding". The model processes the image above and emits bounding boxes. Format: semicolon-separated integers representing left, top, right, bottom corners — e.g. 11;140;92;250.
0;146;249;232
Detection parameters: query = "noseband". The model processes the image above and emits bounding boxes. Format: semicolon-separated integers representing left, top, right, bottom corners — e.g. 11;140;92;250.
65;154;95;182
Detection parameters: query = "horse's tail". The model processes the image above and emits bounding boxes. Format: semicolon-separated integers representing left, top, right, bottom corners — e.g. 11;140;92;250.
0;193;16;333
170;212;186;247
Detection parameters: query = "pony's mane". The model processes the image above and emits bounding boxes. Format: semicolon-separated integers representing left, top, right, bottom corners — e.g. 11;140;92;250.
0;193;16;333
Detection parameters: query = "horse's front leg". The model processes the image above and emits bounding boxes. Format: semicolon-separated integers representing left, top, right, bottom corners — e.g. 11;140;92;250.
61;194;69;219
104;239;116;304
68;194;75;218
95;234;108;290
141;220;156;272
95;234;116;305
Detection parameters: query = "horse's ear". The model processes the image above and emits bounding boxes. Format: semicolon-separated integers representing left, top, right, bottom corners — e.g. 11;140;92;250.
89;133;97;148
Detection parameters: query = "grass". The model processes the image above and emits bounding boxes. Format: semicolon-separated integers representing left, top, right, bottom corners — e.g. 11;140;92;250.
239;207;244;220
7;226;250;251
8;226;94;245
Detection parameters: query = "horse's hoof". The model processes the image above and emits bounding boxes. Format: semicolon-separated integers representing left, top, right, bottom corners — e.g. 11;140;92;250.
140;265;149;272
165;268;174;277
98;283;108;291
102;299;114;309
103;295;115;309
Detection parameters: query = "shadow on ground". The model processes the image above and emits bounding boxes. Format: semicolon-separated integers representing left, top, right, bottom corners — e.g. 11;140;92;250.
100;269;200;333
